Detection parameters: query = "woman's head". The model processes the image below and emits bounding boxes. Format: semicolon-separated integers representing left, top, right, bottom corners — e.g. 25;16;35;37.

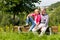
34;9;40;14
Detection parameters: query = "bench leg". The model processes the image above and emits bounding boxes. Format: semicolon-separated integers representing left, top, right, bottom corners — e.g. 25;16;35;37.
45;27;52;35
49;27;52;35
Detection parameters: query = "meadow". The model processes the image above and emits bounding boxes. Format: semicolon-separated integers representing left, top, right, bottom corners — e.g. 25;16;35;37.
0;32;60;40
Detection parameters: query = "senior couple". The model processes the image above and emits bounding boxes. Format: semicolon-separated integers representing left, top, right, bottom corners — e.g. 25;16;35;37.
25;8;49;36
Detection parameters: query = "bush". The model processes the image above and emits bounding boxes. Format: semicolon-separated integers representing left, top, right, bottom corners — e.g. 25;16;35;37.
48;6;60;26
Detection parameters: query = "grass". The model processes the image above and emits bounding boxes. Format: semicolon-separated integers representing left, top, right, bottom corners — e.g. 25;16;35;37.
0;32;60;40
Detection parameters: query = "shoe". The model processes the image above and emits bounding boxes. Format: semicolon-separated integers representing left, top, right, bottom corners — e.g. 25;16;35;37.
24;25;29;27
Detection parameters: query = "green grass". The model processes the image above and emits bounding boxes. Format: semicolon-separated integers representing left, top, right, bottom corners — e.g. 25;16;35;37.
0;32;60;40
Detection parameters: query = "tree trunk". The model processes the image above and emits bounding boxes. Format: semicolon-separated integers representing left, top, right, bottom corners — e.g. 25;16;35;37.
13;13;15;20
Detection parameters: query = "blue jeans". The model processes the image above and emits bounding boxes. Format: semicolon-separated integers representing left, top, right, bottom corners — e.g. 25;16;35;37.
26;17;36;31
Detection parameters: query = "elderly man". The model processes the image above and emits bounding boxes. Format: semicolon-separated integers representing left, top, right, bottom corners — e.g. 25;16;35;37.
32;8;49;36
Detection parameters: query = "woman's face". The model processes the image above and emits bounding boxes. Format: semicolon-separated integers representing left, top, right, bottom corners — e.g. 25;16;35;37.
34;9;39;14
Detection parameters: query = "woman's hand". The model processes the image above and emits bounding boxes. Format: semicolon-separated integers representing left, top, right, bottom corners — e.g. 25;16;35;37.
27;13;33;17
36;22;40;26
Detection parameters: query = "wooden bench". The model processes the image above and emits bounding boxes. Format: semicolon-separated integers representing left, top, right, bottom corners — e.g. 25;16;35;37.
45;26;58;35
51;26;58;33
13;26;58;35
13;26;22;32
13;26;29;32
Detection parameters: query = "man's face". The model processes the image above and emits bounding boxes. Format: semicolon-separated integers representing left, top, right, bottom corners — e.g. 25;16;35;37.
34;9;39;14
41;9;46;15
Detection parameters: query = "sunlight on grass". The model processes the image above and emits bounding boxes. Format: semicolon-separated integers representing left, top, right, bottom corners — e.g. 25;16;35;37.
0;32;60;40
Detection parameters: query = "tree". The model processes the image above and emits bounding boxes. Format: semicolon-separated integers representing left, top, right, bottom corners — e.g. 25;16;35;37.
0;0;41;26
0;0;40;19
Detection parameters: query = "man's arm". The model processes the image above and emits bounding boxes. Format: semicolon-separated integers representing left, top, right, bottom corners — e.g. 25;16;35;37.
45;15;49;26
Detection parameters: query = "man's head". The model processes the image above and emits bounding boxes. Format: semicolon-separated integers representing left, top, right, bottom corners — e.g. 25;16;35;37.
41;8;46;15
34;9;40;14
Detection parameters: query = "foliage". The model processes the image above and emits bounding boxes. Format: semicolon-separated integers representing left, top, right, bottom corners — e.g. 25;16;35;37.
0;0;41;26
0;32;60;40
0;0;39;13
0;0;60;27
58;24;60;32
48;6;60;26
48;2;60;11
0;24;60;40
0;11;27;26
47;2;60;26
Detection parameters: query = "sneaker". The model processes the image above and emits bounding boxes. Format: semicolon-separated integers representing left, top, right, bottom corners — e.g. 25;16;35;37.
26;23;28;25
24;25;29;27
